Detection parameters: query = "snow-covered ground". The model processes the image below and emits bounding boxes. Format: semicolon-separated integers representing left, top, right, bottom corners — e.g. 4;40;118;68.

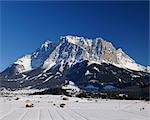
0;95;149;120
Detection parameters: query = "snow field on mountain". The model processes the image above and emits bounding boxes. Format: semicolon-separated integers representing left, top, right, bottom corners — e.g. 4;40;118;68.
0;95;149;120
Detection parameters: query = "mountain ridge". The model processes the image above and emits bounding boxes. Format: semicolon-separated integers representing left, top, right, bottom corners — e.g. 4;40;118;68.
7;35;148;74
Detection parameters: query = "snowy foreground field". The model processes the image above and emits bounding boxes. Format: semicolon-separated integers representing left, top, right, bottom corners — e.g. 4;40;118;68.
0;95;149;120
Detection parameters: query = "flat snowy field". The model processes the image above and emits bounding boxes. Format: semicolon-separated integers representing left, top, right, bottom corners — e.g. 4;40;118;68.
0;95;149;120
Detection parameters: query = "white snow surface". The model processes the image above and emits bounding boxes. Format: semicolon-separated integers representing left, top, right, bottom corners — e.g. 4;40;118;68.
0;95;149;120
85;70;90;75
62;81;80;92
93;66;99;72
14;55;32;72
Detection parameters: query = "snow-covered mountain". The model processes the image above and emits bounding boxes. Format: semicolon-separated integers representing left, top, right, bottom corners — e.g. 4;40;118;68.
0;35;149;91
10;35;146;73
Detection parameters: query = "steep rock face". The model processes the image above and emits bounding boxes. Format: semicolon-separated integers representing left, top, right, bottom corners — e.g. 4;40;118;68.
100;39;118;64
42;35;146;72
31;40;56;69
115;48;144;71
43;37;89;71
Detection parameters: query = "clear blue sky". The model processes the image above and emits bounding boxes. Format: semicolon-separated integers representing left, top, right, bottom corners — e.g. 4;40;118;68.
0;1;149;71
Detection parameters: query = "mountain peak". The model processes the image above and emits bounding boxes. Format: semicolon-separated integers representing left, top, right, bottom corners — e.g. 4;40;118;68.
60;35;85;45
61;35;111;47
